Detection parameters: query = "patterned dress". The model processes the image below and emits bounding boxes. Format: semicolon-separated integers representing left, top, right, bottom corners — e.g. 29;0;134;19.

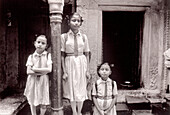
61;30;90;101
92;78;118;115
24;51;52;106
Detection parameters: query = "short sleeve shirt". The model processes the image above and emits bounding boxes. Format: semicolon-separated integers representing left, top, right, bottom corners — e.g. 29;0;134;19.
61;30;90;53
92;78;118;97
26;51;52;68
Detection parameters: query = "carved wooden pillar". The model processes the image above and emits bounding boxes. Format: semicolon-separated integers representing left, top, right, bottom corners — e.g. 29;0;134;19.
48;0;64;115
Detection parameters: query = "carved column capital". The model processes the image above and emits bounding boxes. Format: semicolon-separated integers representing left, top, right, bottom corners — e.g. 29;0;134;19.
50;13;62;23
48;0;64;14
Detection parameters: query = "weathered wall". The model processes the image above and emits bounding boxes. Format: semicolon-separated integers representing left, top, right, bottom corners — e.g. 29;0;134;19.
0;0;19;92
0;0;7;91
77;0;166;93
77;0;102;76
5;21;19;88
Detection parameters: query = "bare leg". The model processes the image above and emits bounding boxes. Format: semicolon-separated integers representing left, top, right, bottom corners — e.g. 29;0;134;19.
40;105;46;115
30;105;37;115
77;101;83;115
71;101;77;115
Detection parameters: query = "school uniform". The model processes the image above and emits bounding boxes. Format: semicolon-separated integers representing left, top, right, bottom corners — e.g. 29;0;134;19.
24;51;52;106
92;78;118;115
61;30;90;102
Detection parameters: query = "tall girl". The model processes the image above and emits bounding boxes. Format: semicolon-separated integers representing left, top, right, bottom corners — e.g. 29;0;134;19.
24;35;52;115
61;12;91;115
92;62;118;115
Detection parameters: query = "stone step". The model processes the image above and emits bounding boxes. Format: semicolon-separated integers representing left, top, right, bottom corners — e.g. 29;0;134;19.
152;103;170;115
132;110;153;115
126;96;151;110
116;103;131;115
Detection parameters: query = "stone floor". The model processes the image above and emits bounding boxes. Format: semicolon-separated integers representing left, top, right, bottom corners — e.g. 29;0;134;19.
17;102;155;115
0;93;170;115
0;95;27;115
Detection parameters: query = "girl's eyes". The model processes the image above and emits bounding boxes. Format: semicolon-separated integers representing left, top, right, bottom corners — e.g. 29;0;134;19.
37;41;45;45
100;68;109;71
105;68;109;71
71;19;81;23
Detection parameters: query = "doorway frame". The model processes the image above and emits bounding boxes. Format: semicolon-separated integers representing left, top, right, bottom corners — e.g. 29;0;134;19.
99;5;164;91
83;3;165;92
96;5;165;92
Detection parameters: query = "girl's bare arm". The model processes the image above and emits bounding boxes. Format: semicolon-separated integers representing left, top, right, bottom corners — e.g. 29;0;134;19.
61;52;68;80
31;64;52;74
27;66;41;75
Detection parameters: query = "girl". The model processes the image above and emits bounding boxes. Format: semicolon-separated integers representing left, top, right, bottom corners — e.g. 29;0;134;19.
92;63;118;115
61;12;91;115
24;35;52;115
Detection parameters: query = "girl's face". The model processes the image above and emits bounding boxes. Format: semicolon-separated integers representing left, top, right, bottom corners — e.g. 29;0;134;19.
69;14;81;30
34;36;47;54
98;63;112;81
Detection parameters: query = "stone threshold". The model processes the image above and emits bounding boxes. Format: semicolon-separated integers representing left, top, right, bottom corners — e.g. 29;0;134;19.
0;95;27;115
0;91;169;115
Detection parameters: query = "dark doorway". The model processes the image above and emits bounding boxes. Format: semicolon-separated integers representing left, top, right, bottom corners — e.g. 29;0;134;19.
103;11;144;89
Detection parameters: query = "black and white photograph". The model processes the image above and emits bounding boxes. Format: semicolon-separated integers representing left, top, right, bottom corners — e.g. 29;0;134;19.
0;0;170;115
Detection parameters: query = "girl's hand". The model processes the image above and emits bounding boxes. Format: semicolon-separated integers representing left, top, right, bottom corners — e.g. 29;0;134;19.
104;108;111;115
98;109;104;115
86;71;91;80
63;73;68;81
31;66;37;71
104;110;109;115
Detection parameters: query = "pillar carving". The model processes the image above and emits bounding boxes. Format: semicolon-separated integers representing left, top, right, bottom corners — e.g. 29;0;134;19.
149;9;160;90
142;8;151;89
142;7;161;90
163;9;170;93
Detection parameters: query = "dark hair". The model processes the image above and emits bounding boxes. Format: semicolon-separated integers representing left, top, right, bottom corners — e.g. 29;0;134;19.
35;34;49;50
68;12;83;25
97;62;114;77
35;34;48;43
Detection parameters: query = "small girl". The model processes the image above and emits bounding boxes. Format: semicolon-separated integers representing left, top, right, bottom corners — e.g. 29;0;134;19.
24;35;52;115
92;63;118;115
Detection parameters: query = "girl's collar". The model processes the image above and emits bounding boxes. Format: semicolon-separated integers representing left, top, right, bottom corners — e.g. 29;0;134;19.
34;50;47;56
68;29;81;36
99;77;111;82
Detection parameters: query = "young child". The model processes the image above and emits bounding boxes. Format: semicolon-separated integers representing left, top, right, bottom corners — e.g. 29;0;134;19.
92;63;118;115
24;35;52;115
61;12;91;115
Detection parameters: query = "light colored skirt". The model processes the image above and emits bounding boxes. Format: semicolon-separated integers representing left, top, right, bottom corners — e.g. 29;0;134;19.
63;55;88;102
24;75;50;106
